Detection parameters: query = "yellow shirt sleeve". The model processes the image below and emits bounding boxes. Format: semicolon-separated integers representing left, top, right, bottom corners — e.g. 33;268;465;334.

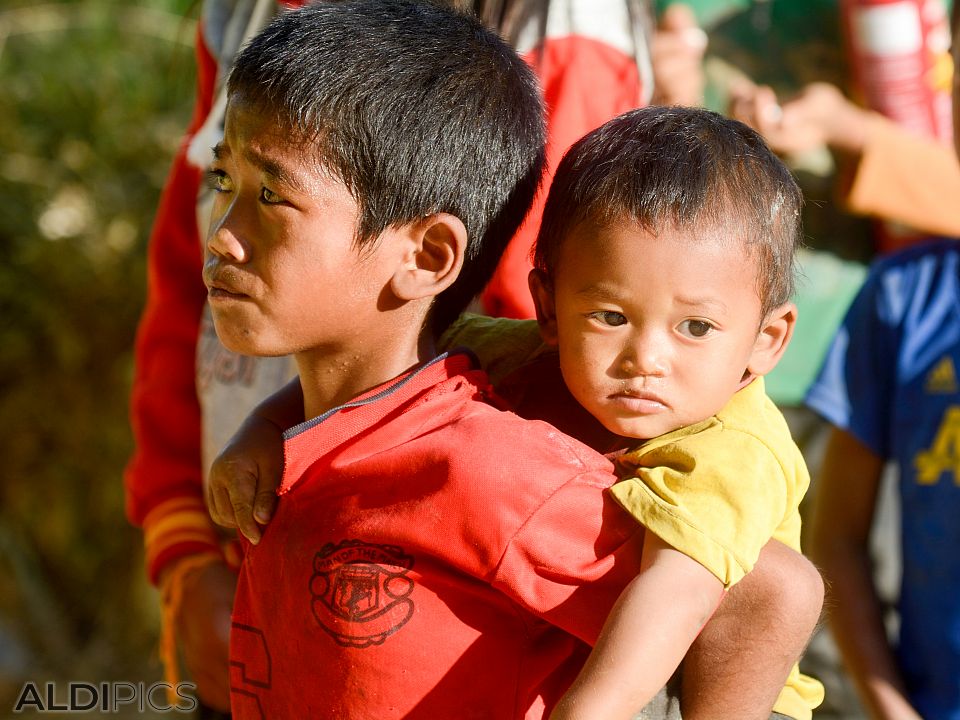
438;313;546;385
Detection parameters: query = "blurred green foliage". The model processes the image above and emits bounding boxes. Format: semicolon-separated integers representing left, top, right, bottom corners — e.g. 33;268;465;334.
0;0;198;696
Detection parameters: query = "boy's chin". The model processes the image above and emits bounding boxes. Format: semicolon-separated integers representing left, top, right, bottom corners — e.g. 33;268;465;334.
212;325;287;358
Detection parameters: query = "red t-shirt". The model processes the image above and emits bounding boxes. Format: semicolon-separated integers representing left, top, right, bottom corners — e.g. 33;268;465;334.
229;353;643;719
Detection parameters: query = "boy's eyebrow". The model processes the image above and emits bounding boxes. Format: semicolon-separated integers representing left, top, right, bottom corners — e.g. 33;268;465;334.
211;141;308;193
211;142;228;161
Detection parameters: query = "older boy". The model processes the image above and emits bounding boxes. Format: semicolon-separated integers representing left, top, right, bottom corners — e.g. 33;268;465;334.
206;3;823;719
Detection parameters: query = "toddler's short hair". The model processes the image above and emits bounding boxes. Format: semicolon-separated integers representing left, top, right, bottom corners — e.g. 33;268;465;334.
534;106;802;317
228;0;545;331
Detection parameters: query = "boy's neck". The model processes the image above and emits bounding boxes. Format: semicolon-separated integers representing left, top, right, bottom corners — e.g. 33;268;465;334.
295;329;439;421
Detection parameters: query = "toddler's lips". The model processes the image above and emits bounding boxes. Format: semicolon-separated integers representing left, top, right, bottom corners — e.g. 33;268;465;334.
609;391;667;414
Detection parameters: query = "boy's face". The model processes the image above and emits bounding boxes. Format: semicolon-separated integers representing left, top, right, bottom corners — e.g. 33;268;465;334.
203;98;396;358
541;216;770;440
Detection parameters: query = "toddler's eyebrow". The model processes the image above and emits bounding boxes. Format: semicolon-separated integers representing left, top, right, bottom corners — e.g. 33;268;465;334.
674;295;729;313
575;282;619;299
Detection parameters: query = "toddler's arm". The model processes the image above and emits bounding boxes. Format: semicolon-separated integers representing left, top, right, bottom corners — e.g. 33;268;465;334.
205;378;304;543
550;532;723;720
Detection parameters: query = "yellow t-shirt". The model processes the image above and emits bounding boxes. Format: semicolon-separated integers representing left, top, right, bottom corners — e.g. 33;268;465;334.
440;314;824;719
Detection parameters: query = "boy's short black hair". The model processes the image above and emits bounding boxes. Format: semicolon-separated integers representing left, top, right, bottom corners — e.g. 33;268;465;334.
534;105;802;318
227;0;545;332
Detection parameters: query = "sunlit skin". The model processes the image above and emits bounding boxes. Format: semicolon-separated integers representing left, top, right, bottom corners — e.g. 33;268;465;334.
534;215;790;441
202;96;446;419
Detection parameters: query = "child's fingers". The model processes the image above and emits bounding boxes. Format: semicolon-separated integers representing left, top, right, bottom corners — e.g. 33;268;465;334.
226;475;263;545
209;484;237;529
254;487;278;525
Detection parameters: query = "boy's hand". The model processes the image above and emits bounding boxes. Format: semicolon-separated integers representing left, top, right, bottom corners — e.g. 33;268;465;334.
205;414;285;544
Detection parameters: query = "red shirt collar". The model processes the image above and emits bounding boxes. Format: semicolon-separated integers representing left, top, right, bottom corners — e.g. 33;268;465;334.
280;351;478;493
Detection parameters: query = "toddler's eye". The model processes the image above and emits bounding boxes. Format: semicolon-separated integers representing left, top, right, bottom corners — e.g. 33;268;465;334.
260;187;283;204
206;169;232;193
679;319;714;338
589;311;627;327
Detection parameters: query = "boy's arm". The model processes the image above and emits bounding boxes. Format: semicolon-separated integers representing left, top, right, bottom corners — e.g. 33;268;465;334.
550;532;723;720
810;428;922;719
683;538;824;720
205;378;304;543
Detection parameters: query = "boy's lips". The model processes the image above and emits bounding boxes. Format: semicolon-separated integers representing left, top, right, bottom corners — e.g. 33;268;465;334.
203;266;253;299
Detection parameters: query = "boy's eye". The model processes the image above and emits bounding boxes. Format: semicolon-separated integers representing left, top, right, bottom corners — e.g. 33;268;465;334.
206;169;233;193
589;311;628;327
260;187;283;204
678;319;714;338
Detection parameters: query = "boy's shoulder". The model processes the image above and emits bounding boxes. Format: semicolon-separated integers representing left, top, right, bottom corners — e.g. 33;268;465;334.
395;350;617;482
284;351;615;494
870;237;960;274
849;237;960;331
454;383;617;485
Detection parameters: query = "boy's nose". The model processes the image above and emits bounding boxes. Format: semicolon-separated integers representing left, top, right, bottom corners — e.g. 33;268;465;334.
206;205;250;263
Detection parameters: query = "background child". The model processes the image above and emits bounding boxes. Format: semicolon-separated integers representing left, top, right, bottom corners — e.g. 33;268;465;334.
802;3;960;718
210;101;824;718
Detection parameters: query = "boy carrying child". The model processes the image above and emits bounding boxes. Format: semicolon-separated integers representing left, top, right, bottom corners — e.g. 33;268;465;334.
204;1;823;718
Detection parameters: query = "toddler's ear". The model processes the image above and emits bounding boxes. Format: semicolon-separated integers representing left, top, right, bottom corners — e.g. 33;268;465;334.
746;302;796;380
390;213;466;301
528;269;559;346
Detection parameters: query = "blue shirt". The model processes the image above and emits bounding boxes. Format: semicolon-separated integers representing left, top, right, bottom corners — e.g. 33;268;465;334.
807;239;960;719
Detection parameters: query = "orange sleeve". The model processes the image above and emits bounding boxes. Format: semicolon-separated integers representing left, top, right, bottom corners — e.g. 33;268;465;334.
845;114;960;242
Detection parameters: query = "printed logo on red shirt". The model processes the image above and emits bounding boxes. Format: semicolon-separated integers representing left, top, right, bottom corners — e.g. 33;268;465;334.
309;540;415;648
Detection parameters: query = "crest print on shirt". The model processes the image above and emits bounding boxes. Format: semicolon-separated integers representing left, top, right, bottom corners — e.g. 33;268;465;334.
309;539;415;648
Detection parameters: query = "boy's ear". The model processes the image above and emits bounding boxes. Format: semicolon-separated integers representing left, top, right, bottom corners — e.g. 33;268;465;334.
528;269;559;346
390;213;467;301
745;302;796;381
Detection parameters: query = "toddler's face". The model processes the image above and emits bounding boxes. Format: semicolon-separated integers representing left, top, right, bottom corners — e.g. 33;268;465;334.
546;216;768;440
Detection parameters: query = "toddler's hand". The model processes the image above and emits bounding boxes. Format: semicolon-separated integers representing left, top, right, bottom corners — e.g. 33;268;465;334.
205;413;284;544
